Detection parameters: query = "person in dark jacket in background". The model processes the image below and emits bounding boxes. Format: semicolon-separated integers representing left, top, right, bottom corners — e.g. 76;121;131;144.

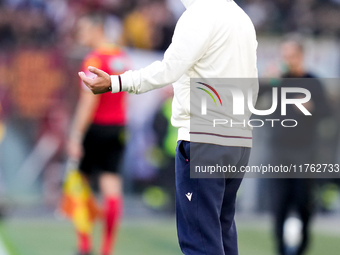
269;38;331;255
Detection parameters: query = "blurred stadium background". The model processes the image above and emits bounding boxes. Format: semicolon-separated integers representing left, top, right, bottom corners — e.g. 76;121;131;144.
0;0;340;254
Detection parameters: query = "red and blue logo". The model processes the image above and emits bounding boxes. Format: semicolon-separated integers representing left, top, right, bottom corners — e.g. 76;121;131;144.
196;82;223;106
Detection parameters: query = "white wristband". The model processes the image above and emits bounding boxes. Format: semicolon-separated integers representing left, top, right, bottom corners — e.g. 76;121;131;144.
110;75;122;93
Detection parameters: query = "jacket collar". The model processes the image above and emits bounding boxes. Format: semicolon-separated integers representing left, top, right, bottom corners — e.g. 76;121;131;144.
181;0;196;9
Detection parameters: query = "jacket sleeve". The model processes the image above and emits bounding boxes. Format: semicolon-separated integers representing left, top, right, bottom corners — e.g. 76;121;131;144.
110;10;213;94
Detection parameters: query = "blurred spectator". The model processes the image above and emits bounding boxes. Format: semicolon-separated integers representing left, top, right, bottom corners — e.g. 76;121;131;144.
10;2;56;47
147;0;176;51
123;0;175;51
269;37;332;255
0;4;15;48
0;0;340;53
242;0;277;32
122;1;154;49
240;0;340;35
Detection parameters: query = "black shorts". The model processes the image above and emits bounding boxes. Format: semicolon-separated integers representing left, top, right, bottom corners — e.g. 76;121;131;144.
79;124;125;176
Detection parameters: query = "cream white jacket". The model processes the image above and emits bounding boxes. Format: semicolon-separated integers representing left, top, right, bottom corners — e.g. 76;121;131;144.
111;0;258;147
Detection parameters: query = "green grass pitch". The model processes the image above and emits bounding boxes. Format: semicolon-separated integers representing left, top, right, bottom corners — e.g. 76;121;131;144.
0;217;339;255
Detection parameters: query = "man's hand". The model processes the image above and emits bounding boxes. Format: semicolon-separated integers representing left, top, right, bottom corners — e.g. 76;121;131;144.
78;66;111;94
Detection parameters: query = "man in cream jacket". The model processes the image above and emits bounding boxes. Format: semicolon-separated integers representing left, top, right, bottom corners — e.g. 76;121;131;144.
79;0;258;254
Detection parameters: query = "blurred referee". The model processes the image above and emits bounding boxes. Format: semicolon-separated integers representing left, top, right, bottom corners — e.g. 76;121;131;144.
79;0;258;254
68;13;129;255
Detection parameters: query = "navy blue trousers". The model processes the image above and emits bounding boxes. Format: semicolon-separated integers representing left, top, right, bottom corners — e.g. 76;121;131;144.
175;141;250;255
